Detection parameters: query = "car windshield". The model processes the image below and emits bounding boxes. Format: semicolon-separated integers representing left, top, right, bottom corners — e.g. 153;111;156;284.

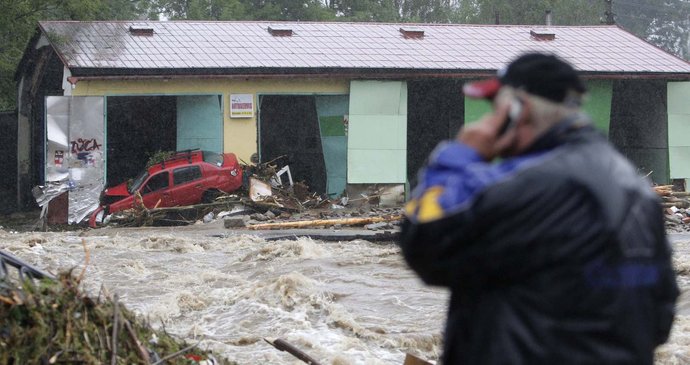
129;170;149;194
203;151;224;167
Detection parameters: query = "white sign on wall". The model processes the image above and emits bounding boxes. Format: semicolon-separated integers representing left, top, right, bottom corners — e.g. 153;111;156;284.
230;94;254;118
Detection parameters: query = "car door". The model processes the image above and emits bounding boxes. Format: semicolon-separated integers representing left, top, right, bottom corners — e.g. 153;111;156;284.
172;165;204;206
138;171;174;208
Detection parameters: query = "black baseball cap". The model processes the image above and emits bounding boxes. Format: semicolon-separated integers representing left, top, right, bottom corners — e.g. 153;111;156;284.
463;53;587;103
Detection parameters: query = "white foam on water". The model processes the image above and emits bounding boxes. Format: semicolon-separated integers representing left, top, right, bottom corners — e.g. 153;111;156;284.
1;231;688;364
656;315;690;364
241;238;328;262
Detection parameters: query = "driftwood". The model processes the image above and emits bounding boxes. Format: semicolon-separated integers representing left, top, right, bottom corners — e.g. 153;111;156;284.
124;319;151;364
654;185;673;196
249;215;402;230
403;353;433;365
264;338;322;365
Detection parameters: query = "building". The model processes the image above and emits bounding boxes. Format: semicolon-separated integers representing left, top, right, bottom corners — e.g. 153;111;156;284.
14;21;690;216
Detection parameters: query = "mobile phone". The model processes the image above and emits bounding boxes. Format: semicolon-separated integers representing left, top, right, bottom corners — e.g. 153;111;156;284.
497;98;523;136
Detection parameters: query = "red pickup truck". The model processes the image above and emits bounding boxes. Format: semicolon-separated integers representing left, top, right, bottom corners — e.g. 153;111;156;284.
89;150;242;227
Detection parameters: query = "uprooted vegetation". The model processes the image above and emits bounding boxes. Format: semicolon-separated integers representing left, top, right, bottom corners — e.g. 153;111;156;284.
0;271;235;364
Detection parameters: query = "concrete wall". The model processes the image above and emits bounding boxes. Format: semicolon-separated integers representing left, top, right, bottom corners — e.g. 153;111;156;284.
73;78;349;163
609;79;669;184
0;111;17;213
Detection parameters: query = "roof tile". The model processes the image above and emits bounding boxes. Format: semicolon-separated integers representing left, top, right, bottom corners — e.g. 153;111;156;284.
38;21;690;75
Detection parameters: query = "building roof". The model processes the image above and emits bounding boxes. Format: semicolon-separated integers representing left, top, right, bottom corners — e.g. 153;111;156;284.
38;21;690;77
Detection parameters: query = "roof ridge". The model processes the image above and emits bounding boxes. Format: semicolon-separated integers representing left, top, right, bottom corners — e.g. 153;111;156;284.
38;20;617;28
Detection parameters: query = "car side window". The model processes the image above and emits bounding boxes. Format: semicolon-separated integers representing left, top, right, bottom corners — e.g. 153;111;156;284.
142;172;169;194
173;165;202;185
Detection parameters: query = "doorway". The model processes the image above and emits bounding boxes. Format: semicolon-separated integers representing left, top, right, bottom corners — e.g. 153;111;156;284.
259;95;330;195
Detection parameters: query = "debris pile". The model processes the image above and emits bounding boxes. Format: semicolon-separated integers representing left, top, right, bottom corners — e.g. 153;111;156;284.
0;272;234;364
655;185;690;232
102;156;399;229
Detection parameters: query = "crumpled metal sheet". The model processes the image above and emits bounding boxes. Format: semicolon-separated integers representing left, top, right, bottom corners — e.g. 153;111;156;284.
32;181;69;208
44;96;105;224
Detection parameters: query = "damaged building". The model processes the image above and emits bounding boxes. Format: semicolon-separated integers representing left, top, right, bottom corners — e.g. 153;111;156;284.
13;21;690;221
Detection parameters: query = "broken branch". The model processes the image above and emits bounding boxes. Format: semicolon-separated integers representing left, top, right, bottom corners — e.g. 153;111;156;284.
77;238;90;283
124;319;151;364
151;342;199;365
111;294;120;365
264;338;322;365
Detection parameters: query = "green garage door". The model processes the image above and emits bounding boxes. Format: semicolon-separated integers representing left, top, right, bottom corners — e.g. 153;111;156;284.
669;82;690;179
348;81;407;183
177;95;223;153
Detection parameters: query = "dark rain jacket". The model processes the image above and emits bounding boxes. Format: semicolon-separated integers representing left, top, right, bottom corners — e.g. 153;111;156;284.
399;114;679;365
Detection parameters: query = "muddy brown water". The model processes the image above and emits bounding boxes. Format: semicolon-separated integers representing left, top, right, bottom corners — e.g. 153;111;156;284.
1;226;688;364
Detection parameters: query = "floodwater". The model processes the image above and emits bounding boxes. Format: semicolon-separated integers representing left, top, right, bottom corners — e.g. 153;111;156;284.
1;225;688;364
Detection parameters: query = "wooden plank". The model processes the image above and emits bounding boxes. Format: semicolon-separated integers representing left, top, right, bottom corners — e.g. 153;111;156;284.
248;215;402;230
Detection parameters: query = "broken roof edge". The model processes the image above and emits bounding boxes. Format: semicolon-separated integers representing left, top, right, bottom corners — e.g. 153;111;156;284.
36;22;76;73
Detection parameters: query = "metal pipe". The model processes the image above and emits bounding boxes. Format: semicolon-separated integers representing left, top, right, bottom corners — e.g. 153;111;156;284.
546;10;553;26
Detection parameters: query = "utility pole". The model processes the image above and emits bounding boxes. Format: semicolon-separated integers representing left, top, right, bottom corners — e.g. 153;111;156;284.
604;0;615;25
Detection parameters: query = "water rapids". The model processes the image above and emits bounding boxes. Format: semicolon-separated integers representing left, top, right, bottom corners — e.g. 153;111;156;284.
1;226;688;364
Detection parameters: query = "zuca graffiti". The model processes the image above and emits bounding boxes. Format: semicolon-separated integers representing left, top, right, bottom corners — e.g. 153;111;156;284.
70;138;102;154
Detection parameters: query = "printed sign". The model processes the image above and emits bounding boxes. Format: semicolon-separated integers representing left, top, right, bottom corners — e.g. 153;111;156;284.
230;94;254;118
54;150;64;167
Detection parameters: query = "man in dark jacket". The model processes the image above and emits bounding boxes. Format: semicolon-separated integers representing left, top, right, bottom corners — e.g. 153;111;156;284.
399;53;679;364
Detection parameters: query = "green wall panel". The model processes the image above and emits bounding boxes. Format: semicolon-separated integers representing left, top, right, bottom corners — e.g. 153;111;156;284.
582;80;612;135
464;98;492;124
348;149;406;183
315;95;349;197
670;147;690;179
315;95;349;116
669;114;690;147
668;82;690;179
668;82;690;115
464;80;612;134
350;81;406;115
177;95;223;153
322;136;347;196
319;116;345;137
347;115;406;150
348;81;407;183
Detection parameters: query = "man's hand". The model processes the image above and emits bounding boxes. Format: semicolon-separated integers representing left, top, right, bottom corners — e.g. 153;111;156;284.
456;104;518;160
